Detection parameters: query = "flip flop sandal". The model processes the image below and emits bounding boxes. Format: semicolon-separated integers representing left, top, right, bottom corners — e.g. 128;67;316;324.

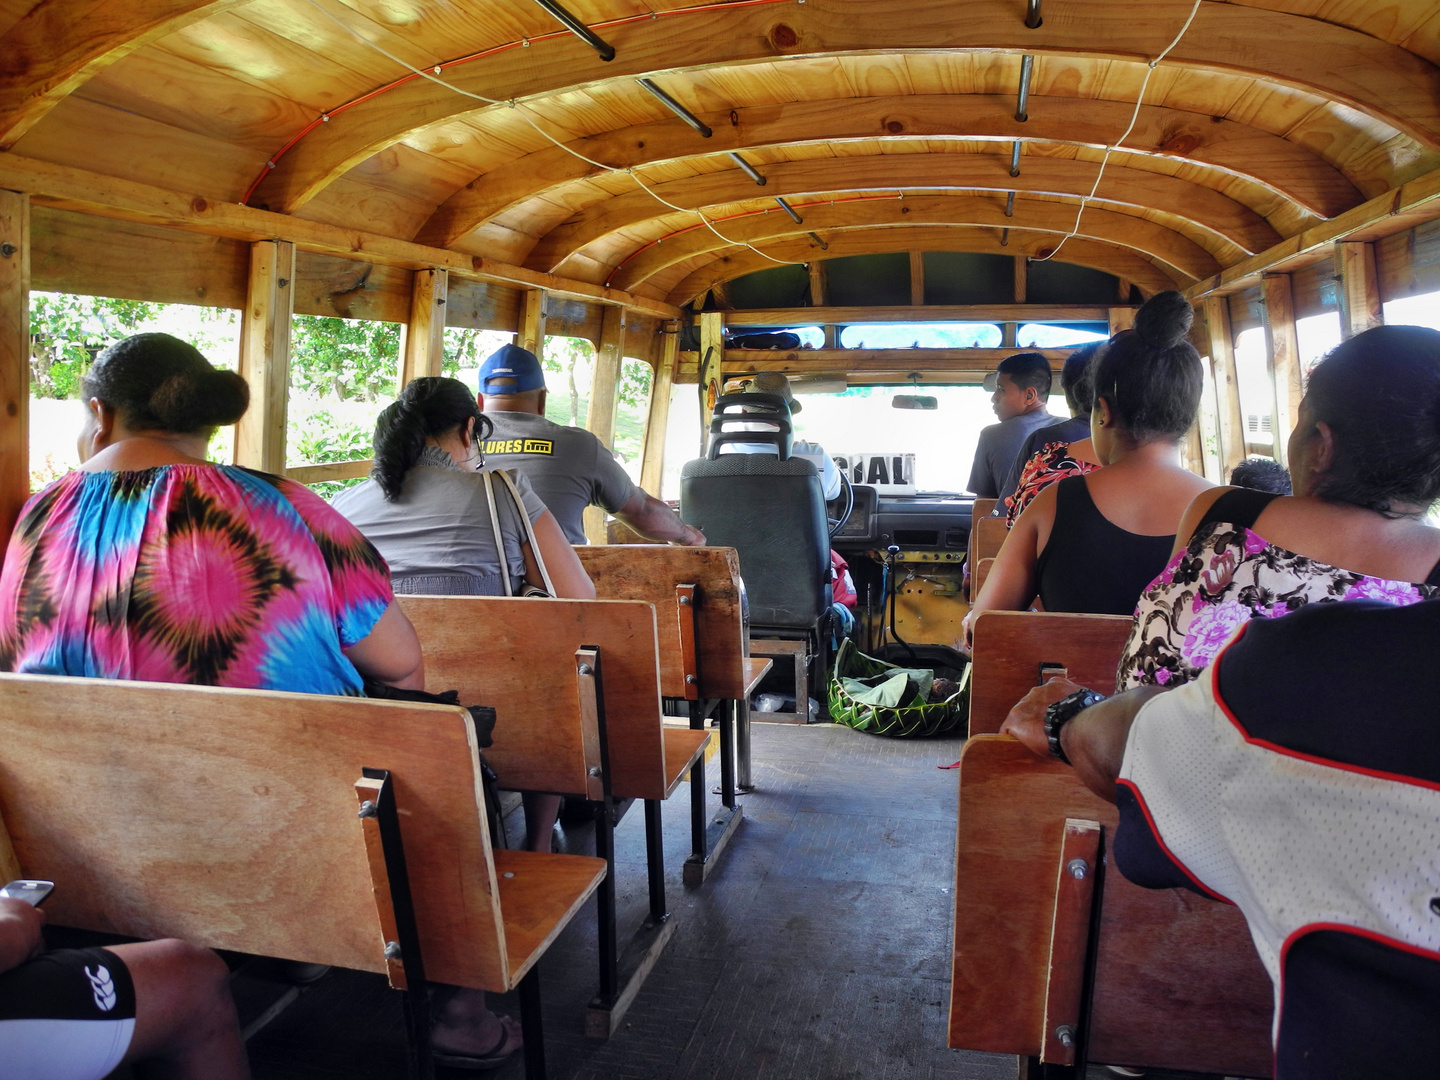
432;1020;522;1071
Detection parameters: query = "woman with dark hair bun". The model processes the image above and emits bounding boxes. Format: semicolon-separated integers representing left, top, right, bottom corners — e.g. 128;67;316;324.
0;332;438;1080
0;332;420;696
961;291;1215;646
332;376;593;601
332;376;592;860
1118;323;1440;690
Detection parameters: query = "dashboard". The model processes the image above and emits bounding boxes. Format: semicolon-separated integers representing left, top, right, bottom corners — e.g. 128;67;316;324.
832;485;975;552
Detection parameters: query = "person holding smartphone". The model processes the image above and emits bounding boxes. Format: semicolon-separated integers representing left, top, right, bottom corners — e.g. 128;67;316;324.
0;884;249;1079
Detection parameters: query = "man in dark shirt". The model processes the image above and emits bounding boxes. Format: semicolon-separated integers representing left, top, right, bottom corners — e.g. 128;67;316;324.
476;344;703;546
967;352;1057;499
994;341;1102;507
1000;599;1440;1078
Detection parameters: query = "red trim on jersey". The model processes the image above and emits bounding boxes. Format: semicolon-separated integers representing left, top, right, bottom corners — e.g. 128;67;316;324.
1275;921;1440;1071
1114;778;1232;904
1208;628;1440;794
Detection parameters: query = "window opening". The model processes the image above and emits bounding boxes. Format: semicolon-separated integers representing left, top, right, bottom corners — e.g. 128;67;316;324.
839;323;1001;349
27;293;239;492
1382;291;1440;332
1016;324;1109;348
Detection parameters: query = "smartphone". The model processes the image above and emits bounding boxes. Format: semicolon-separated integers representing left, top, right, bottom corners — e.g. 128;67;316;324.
0;879;55;906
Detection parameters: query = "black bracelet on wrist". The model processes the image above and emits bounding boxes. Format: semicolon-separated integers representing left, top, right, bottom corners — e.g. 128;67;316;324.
1043;688;1107;765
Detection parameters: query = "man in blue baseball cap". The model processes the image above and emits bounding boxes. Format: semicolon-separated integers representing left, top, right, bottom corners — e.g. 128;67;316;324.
477;344;703;546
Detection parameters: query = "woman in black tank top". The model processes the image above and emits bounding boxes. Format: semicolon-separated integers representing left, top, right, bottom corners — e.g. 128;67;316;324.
961;291;1212;650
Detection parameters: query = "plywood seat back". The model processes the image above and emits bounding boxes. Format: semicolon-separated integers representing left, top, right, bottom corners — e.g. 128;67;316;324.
396;595;670;801
0;673;511;991
968;611;1133;736
972;514;1009;564
950;736;1274;1075
576;545;748;699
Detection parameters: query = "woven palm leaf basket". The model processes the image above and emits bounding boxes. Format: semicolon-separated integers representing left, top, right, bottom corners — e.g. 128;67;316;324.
827;638;970;737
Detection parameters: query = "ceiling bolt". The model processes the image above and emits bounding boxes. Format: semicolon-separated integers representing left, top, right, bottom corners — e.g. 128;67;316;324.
578;663;593;676
357;801;377;818
1055;1024;1076;1047
1067;858;1088;880
384;941;401;959
0;243;16;258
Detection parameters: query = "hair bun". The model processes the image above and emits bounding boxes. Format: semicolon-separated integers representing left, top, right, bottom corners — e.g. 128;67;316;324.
1133;290;1193;350
149;369;249;431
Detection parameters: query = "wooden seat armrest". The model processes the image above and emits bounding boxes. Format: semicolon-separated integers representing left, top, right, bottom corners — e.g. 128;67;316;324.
660;728;712;798
742;656;773;698
495;850;607;986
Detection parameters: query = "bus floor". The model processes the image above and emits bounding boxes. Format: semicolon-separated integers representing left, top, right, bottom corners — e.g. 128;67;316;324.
110;723;1229;1080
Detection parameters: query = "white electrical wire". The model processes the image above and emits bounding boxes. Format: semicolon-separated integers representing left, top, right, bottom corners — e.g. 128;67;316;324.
1031;0;1205;263
303;0;805;271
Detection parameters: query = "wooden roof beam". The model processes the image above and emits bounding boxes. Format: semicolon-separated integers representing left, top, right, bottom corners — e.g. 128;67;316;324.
1183;171;1440;301
420;94;1357;249
0;0;246;150
721;305;1115;326
660;227;1181;303
525;154;1278;272
610;195;1219;293
0;152;681;320
251;1;1432;214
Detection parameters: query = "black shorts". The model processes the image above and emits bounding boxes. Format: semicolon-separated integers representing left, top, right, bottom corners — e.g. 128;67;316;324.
0;946;137;1080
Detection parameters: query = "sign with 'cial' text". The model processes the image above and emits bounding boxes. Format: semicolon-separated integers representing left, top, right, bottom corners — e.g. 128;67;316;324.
832;453;917;494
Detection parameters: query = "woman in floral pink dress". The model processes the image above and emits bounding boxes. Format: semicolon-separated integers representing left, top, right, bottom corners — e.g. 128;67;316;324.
1117;324;1440;690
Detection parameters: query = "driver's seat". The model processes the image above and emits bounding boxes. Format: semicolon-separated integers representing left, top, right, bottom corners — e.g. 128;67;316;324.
680;392;832;718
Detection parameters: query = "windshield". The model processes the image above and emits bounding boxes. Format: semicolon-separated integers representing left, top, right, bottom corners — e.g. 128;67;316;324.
661;382;1072;498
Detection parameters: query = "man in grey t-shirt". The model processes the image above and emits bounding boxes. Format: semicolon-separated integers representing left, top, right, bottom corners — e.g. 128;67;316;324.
476;344;704;546
967;351;1058;500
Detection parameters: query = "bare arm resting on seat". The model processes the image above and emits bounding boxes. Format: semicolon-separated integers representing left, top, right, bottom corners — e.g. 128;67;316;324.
615;490;706;546
999;678;1167;802
343;602;426;691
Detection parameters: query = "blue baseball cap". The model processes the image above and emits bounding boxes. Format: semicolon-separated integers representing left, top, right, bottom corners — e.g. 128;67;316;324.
479;344;547;394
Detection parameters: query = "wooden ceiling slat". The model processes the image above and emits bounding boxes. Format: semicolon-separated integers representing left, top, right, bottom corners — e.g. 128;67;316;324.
77;43;318;154
0;0;244;149
292;174;437;241
242;1;1437;214
12;95;261;202
415;95;1361;248
522;155;1280;271
661;227;1182;302
608;194;1220;292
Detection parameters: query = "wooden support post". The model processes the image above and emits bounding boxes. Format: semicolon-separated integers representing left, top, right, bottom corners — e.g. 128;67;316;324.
235;240;295;474
397;268;448;387
1108;307;1135;335
517;288;545;361
639;329;677;498
1002;323;1017;348
1261;273;1302;466
584;305;626;545
1013;256;1027;304
0;190;28;560
1203;296;1245;477
698;311;724;439
1334;241;1382;339
821;324;837;349
909;251;925;306
808;261;826;307
1183;420;1206;477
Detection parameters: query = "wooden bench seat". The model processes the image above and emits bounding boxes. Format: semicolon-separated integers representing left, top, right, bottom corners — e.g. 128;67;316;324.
967;610;1133;736
950;736;1274;1075
395;594;703;1037
954;611;1273;1075
743;656;773;697
0;672;605;1079
576;544;759;883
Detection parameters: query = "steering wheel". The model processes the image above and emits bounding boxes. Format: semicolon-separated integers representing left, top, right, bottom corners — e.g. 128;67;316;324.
827;469;854;540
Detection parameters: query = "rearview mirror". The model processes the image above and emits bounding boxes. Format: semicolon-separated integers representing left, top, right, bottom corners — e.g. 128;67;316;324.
892;394;938;410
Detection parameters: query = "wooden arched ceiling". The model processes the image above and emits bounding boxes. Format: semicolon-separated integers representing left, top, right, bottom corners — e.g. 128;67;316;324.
0;0;1434;307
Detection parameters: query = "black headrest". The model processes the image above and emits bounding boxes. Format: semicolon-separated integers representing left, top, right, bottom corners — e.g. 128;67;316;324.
707;391;793;459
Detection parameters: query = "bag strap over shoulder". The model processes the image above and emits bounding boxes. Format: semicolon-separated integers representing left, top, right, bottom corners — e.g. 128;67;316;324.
484;469;556;597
